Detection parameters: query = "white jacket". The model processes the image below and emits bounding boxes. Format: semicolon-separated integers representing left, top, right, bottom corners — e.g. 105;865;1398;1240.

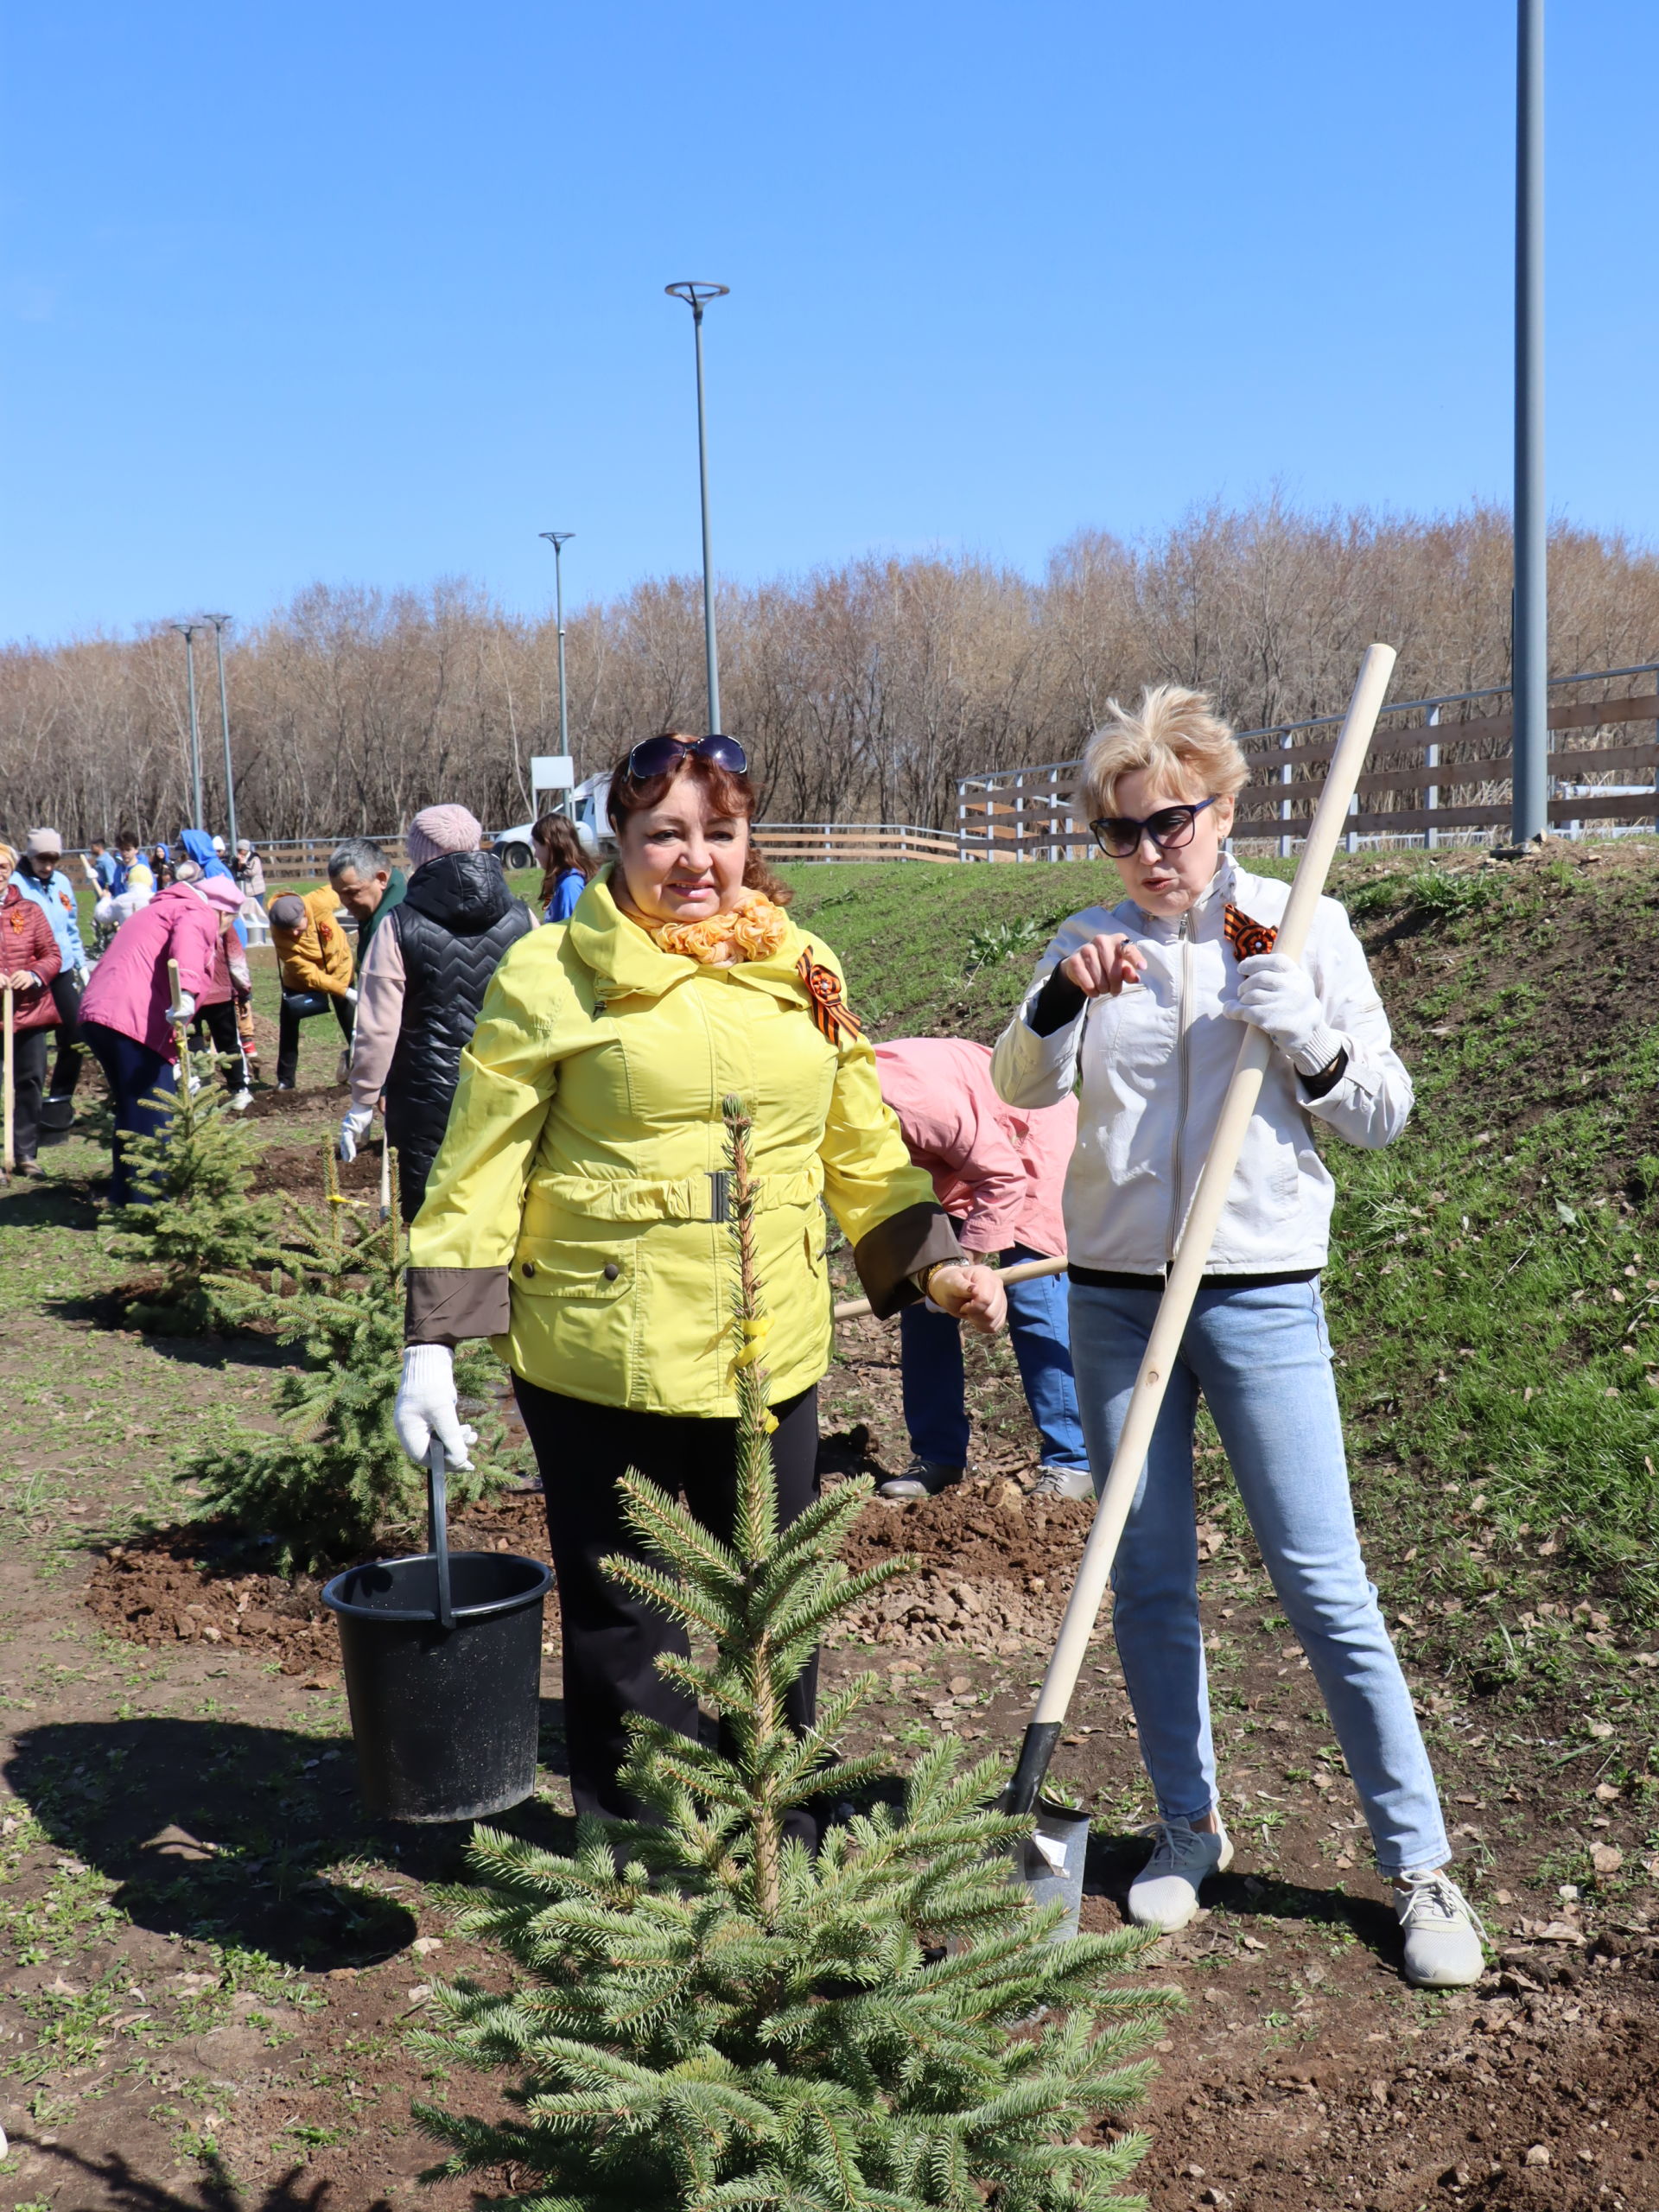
989;857;1412;1275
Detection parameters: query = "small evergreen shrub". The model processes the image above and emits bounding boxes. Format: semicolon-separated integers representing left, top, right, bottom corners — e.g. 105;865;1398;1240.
415;1096;1176;2210
107;1033;278;1333
194;1144;506;1571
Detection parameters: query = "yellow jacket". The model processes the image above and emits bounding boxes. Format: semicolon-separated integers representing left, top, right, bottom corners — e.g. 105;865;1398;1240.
272;884;353;995
406;871;957;1416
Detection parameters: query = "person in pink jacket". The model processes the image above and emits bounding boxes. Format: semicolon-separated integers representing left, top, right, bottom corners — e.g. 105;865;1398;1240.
874;1035;1089;1501
79;875;242;1203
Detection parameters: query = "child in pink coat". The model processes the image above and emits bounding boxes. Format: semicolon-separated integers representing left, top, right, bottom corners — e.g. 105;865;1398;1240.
874;1035;1088;1501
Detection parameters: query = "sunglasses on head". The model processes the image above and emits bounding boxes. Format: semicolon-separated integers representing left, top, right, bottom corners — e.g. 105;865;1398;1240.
1089;796;1218;859
625;734;749;782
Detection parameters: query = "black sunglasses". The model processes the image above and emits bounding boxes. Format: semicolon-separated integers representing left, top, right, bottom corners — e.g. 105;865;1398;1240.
1089;796;1218;859
624;734;749;781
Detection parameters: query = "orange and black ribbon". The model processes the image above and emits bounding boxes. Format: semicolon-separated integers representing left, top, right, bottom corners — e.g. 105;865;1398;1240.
1224;903;1279;962
797;945;862;1044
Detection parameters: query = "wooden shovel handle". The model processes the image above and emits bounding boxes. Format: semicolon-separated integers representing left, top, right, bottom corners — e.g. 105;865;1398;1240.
831;1251;1065;1324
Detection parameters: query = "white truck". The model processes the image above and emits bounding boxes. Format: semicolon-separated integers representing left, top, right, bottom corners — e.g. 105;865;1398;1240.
493;772;613;871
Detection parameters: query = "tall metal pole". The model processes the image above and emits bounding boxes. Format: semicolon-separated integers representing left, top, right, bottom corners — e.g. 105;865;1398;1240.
205;615;238;854
173;622;205;830
538;531;575;760
666;281;729;731
1512;0;1548;843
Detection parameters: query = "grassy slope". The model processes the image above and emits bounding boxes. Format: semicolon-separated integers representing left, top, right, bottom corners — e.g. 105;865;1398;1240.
785;849;1659;1771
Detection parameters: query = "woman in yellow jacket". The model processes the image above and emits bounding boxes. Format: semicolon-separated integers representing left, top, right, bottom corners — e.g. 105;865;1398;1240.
394;734;1006;1826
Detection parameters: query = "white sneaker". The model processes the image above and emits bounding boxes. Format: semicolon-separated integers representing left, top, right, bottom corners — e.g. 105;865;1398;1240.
227;1090;253;1113
1395;1870;1486;1987
1030;1465;1093;1503
1128;1817;1233;1931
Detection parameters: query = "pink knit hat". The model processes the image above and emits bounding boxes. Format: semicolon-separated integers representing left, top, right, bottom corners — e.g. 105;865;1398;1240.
406;804;482;869
199;874;247;914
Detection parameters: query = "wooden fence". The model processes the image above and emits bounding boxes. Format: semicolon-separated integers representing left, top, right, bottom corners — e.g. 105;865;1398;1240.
955;670;1659;861
257;821;959;881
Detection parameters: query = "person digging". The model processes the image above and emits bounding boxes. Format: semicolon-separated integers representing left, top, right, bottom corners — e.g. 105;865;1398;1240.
992;683;1484;1989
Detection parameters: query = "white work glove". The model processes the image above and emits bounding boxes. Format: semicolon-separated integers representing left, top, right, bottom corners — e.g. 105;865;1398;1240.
394;1344;475;1469
341;984;359;1007
73;964;90;988
1221;952;1343;1076
7;972;40;993
168;989;197;1024
338;1104;375;1164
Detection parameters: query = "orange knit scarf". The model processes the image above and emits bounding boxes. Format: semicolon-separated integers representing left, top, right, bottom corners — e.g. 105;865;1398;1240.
645;893;790;967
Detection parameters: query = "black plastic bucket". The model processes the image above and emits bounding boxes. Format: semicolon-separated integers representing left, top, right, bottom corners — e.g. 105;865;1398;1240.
321;1446;552;1822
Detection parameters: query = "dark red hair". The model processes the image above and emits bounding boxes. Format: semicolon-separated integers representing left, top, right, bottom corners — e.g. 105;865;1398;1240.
606;736;791;906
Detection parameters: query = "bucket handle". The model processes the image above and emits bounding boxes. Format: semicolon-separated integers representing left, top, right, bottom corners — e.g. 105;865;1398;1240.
428;1440;455;1631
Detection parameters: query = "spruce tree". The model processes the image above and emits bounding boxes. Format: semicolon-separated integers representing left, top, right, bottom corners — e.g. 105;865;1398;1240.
415;1096;1176;2211
195;1143;505;1571
107;1029;278;1333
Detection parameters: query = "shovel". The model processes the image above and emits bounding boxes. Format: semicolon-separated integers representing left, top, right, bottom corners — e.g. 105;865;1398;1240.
1004;644;1399;1872
831;1251;1065;1325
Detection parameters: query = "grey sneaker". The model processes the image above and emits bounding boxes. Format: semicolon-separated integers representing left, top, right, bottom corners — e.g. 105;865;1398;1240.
1030;1465;1093;1503
876;1457;963;1502
1128;1817;1234;1932
1395;1870;1486;1987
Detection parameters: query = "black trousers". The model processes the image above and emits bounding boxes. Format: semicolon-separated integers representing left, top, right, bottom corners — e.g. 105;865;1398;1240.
7;1030;48;1163
514;1378;821;1826
191;999;250;1093
48;968;86;1096
276;989;354;1088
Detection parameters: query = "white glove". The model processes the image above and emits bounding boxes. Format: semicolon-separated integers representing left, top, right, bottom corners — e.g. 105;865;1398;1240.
338;1104;375;1164
341;984;359;1007
1221;952;1343;1076
394;1344;475;1469
168;989;197;1024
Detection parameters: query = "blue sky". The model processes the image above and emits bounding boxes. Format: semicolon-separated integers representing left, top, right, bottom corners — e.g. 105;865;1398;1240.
3;0;1656;645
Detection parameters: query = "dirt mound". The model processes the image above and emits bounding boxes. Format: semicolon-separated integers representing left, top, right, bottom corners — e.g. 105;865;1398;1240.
1143;1943;1659;2209
85;1491;557;1674
245;1081;349;1121
248;1137;386;1204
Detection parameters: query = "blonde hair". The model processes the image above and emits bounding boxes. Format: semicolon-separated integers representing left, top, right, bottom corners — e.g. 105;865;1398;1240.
1080;684;1249;821
0;842;15;870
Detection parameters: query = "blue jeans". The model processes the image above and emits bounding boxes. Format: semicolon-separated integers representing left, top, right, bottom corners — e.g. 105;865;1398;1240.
1067;1277;1450;1878
901;1243;1090;1471
83;1020;177;1206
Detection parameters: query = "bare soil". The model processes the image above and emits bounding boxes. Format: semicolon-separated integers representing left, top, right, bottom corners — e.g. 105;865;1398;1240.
8;863;1659;2209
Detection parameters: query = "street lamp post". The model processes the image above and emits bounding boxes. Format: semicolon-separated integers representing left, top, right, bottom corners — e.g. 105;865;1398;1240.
537;532;575;762
172;622;206;830
203;615;238;855
1512;0;1548;843
665;281;729;732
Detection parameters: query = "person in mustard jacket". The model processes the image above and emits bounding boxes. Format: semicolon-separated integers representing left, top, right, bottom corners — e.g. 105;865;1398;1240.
268;883;357;1089
394;732;1007;1827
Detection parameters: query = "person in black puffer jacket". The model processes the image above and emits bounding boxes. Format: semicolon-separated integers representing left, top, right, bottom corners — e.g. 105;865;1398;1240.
338;804;534;1217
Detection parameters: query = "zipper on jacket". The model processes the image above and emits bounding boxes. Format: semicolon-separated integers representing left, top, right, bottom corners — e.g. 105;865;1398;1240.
1166;913;1192;1262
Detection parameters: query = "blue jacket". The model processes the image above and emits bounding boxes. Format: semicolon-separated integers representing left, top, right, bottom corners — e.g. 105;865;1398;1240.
14;864;85;969
544;868;586;924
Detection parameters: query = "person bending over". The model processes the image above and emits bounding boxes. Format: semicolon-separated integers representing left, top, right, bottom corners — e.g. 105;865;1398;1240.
991;683;1481;1988
79;871;243;1203
268;886;356;1090
874;1034;1090;1503
394;734;1007;1833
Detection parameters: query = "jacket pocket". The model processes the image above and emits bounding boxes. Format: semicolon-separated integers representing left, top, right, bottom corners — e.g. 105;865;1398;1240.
510;1235;634;1302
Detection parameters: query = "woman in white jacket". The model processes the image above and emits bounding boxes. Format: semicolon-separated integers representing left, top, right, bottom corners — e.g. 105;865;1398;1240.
991;684;1480;1988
